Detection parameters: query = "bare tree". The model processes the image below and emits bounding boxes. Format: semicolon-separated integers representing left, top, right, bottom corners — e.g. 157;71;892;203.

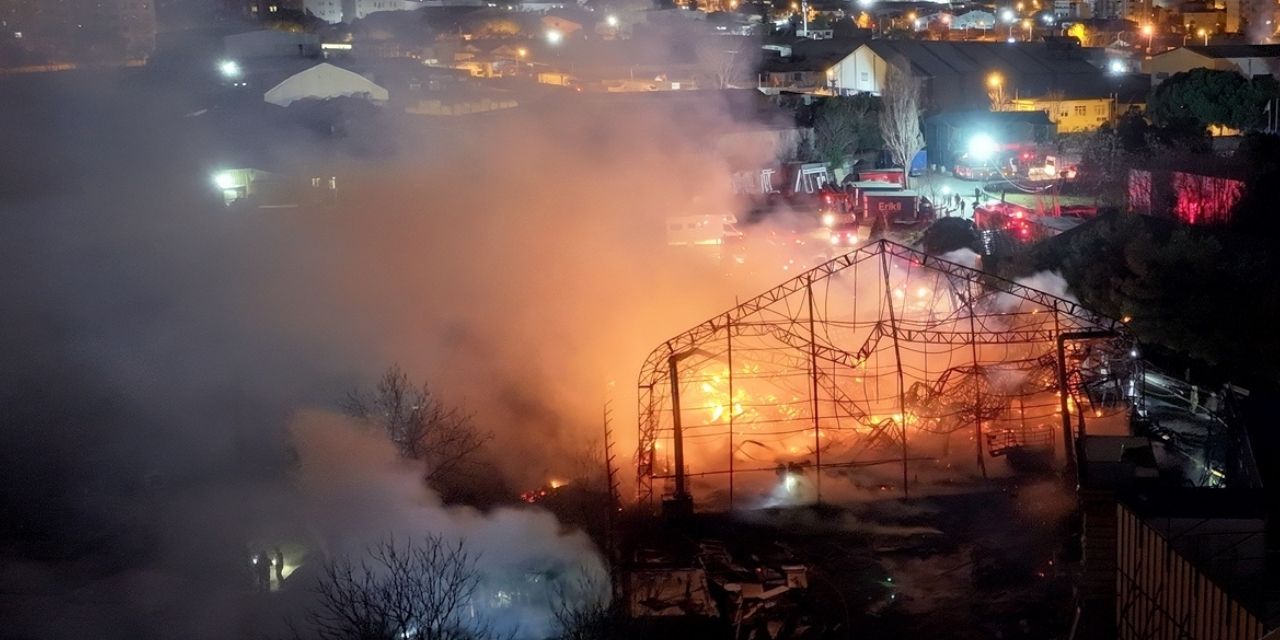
812;94;882;170
695;38;752;89
565;436;607;492
344;365;490;485
987;76;1007;111
878;66;925;189
551;570;620;640
300;535;496;640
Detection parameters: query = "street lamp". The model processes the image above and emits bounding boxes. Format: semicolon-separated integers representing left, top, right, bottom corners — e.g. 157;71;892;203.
545;28;563;44
213;171;236;190
218;59;241;79
987;72;1005;110
1001;9;1016;39
968;133;998;162
1142;23;1153;53
606;14;619;27
1022;18;1032;40
1198;27;1208;45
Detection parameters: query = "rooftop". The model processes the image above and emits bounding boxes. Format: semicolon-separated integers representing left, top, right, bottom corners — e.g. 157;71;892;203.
1015;72;1151;102
927;108;1056;127
866;39;1100;79
761;36;868;72
1181;44;1280;58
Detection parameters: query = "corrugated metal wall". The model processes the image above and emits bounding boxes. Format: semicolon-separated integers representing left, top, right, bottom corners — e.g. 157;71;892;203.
1116;504;1266;640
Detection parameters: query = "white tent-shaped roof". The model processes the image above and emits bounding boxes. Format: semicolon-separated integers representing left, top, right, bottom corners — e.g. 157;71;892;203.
263;63;389;107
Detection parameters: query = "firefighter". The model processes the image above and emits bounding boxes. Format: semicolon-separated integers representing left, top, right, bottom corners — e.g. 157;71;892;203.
253;551;272;592
274;547;285;585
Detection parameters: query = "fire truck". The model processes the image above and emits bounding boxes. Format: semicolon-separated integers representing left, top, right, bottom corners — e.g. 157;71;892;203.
863;191;935;230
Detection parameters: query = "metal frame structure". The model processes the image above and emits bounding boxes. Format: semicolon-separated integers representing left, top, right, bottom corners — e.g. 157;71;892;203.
636;239;1137;507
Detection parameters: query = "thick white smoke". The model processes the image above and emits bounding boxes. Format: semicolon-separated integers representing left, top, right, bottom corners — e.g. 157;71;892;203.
289;410;608;639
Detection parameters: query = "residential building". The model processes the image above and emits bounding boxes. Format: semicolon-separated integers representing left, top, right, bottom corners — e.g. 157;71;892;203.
302;0;422;23
230;0;304;18
1055;0;1094;19
1180;4;1227;34
913;10;953;30
952;9;997;30
1225;0;1242;31
756;36;866;94
1006;73;1148;132
0;0;156;66
1009;95;1116;131
1096;0;1151;21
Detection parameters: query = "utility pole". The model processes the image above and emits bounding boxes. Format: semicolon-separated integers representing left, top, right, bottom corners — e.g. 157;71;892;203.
602;397;620;563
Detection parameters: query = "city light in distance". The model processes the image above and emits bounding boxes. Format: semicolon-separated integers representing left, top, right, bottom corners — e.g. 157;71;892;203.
545;28;563;44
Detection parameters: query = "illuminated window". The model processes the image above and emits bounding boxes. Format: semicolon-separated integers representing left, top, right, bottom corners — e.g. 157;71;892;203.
1095;104;1105;115
1073;105;1086;116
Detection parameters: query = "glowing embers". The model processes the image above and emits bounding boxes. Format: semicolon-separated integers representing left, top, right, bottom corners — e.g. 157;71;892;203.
520;478;569;504
636;241;1132;505
697;368;748;424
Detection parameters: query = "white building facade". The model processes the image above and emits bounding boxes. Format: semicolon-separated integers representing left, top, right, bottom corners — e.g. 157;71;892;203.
825;44;891;95
303;0;421;23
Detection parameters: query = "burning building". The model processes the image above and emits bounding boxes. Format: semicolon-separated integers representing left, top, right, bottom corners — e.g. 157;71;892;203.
636;239;1139;511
